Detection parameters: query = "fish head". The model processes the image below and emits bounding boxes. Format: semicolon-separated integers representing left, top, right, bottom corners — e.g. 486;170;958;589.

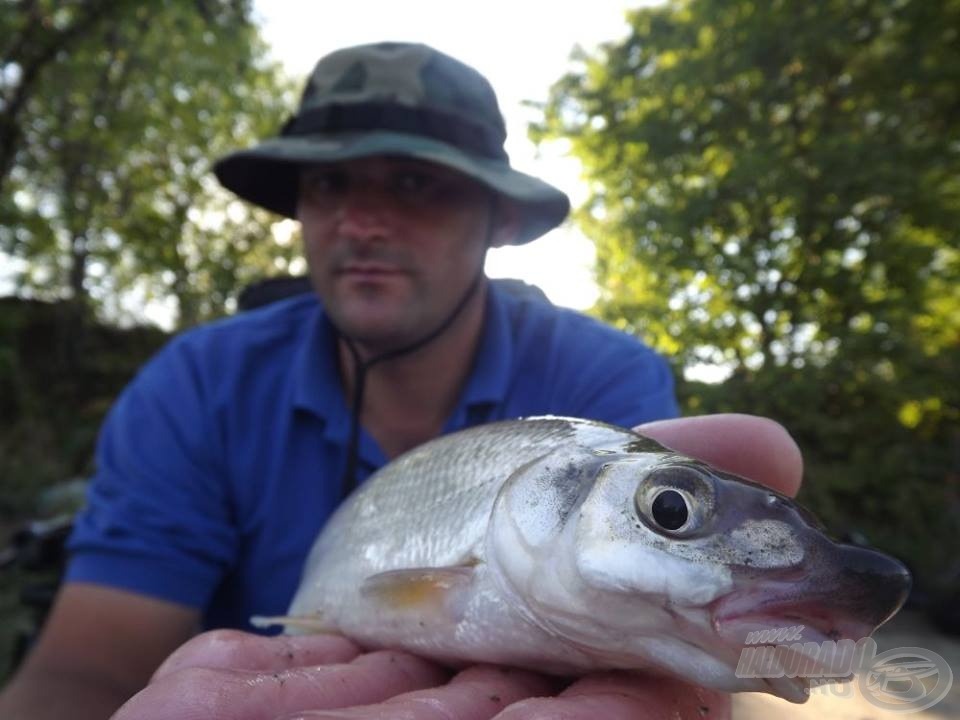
489;441;911;701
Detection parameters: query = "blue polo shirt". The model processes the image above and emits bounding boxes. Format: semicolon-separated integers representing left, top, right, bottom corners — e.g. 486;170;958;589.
66;282;678;630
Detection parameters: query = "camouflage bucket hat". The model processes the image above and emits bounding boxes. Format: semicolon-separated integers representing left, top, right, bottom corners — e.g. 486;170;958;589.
213;42;570;244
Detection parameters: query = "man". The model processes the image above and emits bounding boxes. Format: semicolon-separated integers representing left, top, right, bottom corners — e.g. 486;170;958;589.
0;42;802;719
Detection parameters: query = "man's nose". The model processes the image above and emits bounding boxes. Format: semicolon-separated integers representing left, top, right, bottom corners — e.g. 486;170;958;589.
336;183;392;239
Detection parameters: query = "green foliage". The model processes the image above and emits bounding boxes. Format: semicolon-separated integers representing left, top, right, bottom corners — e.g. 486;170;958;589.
0;298;168;518
0;3;303;682
537;0;959;587
0;298;169;684
536;0;959;370
1;0;300;328
681;357;960;583
0;565;32;686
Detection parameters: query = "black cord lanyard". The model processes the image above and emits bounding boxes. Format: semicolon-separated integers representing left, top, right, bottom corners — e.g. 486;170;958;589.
337;267;485;499
335;194;499;500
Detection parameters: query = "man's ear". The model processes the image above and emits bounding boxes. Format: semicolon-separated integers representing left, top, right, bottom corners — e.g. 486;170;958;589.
488;198;521;248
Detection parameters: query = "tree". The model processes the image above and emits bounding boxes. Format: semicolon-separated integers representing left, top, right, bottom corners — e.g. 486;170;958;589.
0;0;131;192
535;0;960;582
0;8;302;665
535;0;959;374
1;0;299;328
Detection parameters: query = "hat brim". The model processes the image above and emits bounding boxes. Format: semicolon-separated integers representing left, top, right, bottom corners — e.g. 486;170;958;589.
213;131;570;244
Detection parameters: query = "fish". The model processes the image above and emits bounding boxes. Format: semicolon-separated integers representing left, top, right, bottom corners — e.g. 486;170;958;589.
256;416;911;703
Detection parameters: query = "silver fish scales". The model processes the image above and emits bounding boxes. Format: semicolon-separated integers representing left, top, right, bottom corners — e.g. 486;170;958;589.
261;417;910;702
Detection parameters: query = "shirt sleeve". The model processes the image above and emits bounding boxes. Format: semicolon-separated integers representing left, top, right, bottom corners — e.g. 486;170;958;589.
66;337;237;608
544;309;681;427
570;344;680;427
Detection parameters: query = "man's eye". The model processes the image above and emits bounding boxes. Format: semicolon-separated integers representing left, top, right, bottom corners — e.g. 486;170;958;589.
392;171;435;196
302;171;348;195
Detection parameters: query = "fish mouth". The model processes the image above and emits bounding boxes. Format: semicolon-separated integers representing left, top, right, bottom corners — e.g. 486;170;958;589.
707;595;866;703
712;541;911;650
701;535;910;701
714;601;873;672
709;565;906;703
712;585;878;645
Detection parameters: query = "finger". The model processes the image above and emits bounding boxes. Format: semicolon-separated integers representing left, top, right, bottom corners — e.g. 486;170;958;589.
280;665;559;720
154;630;361;679
636;414;803;497
113;650;450;720
494;672;731;720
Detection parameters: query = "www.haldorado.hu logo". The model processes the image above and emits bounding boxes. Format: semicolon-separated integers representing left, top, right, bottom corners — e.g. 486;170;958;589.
735;627;953;713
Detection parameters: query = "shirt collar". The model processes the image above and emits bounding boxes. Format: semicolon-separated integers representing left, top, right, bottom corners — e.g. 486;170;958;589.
457;281;513;409
292;302;350;434
291;279;515;443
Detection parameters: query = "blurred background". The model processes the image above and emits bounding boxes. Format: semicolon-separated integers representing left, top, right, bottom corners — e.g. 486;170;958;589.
1;0;957;712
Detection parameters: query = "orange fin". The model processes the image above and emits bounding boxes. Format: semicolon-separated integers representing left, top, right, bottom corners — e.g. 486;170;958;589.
360;566;476;619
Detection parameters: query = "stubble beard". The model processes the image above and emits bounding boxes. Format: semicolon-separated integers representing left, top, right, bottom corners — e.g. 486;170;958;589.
322;275;440;355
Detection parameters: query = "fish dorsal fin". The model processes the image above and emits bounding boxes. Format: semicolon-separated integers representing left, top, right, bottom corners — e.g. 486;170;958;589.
360;565;476;621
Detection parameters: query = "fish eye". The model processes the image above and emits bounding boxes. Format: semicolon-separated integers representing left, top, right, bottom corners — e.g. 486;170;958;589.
651;489;689;531
634;464;715;538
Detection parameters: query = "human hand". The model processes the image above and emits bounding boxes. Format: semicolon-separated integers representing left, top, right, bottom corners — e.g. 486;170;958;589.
112;413;803;720
112;634;726;720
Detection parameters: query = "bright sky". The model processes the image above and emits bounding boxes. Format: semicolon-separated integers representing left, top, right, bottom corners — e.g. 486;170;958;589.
252;0;645;309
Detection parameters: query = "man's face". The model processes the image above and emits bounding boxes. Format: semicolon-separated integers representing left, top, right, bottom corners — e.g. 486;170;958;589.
297;156;512;350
